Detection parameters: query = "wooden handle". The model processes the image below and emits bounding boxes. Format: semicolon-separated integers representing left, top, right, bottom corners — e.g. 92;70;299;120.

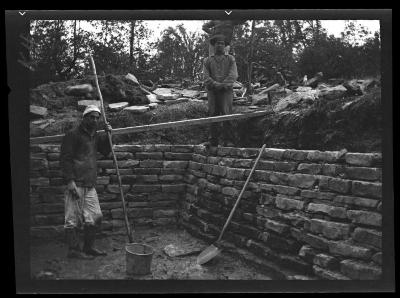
89;55;133;243
217;144;267;242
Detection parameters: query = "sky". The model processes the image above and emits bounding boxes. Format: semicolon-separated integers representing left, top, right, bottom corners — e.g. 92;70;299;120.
77;19;380;47
142;20;380;41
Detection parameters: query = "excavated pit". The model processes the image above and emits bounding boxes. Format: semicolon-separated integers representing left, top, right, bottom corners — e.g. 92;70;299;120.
30;143;383;281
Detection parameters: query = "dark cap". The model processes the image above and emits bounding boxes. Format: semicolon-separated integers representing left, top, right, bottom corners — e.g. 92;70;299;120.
210;34;229;46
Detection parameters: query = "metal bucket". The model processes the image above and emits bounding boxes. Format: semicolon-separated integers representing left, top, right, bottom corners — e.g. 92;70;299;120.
125;243;154;275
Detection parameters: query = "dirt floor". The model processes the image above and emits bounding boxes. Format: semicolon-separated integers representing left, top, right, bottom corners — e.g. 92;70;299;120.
30;226;272;280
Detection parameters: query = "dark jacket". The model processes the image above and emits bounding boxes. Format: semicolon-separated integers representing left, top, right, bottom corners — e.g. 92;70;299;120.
203;54;238;91
60;124;111;187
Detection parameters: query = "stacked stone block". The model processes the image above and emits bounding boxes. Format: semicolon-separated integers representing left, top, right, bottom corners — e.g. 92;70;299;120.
181;147;383;280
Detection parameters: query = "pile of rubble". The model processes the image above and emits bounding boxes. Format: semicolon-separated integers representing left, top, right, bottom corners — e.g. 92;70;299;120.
245;72;380;113
30;73;207;121
29;70;380;141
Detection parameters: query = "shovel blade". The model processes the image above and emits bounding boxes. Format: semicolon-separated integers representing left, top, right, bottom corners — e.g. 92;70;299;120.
197;244;221;265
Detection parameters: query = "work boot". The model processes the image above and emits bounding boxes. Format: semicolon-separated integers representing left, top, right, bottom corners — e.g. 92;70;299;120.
83;225;107;256
65;228;94;260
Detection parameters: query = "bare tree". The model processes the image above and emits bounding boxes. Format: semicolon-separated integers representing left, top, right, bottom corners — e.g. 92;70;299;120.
247;20;256;93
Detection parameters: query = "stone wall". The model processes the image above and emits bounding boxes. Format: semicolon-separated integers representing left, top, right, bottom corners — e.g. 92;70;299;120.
30;144;190;238
29;144;383;280
181;146;382;280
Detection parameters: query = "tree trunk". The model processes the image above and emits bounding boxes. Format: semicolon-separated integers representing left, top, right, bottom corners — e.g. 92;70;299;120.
53;20;63;78
73;21;77;58
247;20;256;94
129;20;136;68
104;21;108;44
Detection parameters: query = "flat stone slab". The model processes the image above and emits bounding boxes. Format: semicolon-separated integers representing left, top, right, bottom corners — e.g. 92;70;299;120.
123;105;150;114
31;119;49;125
108;102;129;111
153;88;180;100
30;105;48;118
64;84;93;96
180;89;200;98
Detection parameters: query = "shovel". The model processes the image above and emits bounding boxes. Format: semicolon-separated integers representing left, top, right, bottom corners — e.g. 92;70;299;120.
197;144;267;265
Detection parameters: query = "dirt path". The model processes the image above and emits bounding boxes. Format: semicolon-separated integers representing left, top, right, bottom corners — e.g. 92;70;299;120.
31;227;272;280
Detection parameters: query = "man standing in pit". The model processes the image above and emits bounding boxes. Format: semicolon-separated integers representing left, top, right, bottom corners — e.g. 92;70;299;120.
60;105;112;259
203;34;238;147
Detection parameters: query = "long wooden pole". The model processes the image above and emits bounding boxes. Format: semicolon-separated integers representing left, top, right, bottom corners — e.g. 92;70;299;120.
30;110;270;144
89;55;133;243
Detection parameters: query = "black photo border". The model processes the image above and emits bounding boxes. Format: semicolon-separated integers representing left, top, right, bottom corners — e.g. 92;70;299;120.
6;9;394;294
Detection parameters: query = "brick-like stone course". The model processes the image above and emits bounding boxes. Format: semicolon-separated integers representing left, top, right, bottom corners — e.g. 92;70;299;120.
340;259;382;279
275;195;304;211
351;181;382;199
352;227;382;249
309;218;350;240
347;210;382;227
29;145;382;280
307;203;347;219
345;153;381;167
319;176;351;194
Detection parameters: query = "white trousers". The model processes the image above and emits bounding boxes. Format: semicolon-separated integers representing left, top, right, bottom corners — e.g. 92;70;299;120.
64;186;103;229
